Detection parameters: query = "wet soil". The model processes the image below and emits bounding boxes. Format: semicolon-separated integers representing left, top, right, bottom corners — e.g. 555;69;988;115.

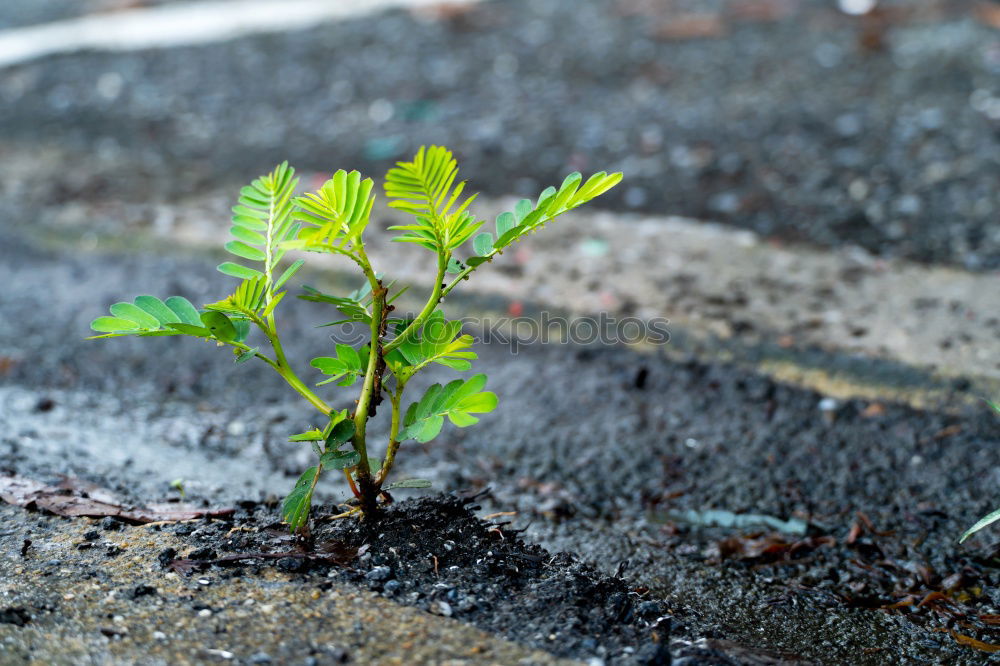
1;0;998;268
166;493;674;664
0;502;573;666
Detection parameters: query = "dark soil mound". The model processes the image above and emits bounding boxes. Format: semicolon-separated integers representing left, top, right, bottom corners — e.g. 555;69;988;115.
177;494;672;665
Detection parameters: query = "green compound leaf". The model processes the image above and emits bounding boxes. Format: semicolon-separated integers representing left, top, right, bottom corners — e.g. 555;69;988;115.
109;302;160;329
205;276;268;318
400;374;498;443
326;419;356;447
165;296;202;325
476;170;622;261
89;296;203;338
311;344;368;387
384;145;484;255
300;284;373;327
391;311;476;380
134;295;181;325
320;449;361;470
165;323;211;337
472;232;494;257
200;311;237;342
274;259;305;291
90;316;139;333
496;211;516;237
289;429;325;442
217;262;264;280
220;162;301;286
291;170;375;251
282;466;318;532
225;241;266;262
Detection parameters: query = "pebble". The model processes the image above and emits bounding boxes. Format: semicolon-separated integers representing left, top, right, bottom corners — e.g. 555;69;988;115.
276;557;307;573
189;547;216;561
205;649;233;660
365;566;393;582
131;585;157;599
157;548;177;568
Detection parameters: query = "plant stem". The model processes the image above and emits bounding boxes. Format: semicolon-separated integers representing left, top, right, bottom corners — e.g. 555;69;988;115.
383;253;448;354
232;318;332;415
351;250;387;516
343;469;360;498
375;388;404;486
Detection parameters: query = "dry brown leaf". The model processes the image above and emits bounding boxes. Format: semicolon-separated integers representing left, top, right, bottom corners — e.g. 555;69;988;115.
0;474;233;524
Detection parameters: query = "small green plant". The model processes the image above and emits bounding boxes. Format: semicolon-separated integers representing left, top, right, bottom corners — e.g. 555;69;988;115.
960;399;1000;543
89;146;621;530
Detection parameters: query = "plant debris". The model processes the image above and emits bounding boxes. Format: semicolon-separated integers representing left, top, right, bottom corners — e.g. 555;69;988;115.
0;475;233;524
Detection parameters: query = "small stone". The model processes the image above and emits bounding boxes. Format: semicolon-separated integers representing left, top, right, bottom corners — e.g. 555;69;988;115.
365;566;392;582
153;631;167;641
198;608;213;618
0;607;31;626
101;517;122;531
435;601;453;617
157;548;177;568
83;530;101;541
189;547;216;561
205;648;233;660
131;585;157;599
174;523;195;536
633;640;671;666
34;397;55;412
383;580;402;595
197;578;212;586
636;600;665;620
249;653;272;664
277;557;307;573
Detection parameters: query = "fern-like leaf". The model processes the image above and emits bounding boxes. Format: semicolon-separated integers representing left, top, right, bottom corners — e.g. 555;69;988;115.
219;162;301;286
466;171;623;268
384;146;483;255
204;276;273;319
89;295;209;339
286;170;375;253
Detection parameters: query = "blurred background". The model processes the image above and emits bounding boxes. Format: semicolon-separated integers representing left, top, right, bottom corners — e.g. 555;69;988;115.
1;0;997;267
